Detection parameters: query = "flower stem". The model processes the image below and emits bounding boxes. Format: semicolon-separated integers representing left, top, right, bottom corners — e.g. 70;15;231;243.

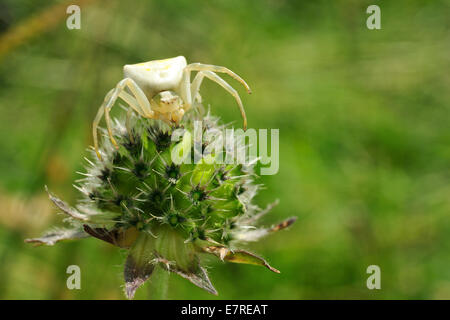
149;266;169;300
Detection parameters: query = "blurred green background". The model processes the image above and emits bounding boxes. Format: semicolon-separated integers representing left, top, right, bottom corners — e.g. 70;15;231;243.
0;0;448;299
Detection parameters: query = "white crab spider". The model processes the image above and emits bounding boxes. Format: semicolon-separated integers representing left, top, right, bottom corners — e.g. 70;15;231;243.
93;56;251;159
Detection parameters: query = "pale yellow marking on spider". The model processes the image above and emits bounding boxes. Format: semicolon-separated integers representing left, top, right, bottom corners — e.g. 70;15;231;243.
93;56;251;160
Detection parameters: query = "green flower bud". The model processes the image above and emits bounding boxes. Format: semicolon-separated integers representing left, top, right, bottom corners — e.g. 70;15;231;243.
25;112;295;299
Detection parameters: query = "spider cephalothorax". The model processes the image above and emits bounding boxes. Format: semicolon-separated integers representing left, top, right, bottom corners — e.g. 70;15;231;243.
93;56;251;159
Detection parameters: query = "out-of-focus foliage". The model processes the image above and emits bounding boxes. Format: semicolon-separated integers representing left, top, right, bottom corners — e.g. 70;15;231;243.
0;0;448;299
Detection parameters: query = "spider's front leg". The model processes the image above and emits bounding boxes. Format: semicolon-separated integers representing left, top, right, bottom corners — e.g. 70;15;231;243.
93;78;155;160
182;64;251;130
185;63;252;94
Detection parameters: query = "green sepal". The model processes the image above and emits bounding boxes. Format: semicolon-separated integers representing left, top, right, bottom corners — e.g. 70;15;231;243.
124;232;156;299
46;186;120;224
203;246;280;273
83;225;139;248
24;228;87;246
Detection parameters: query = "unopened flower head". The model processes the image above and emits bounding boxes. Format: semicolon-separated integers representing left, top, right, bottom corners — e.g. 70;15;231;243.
26;111;295;299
